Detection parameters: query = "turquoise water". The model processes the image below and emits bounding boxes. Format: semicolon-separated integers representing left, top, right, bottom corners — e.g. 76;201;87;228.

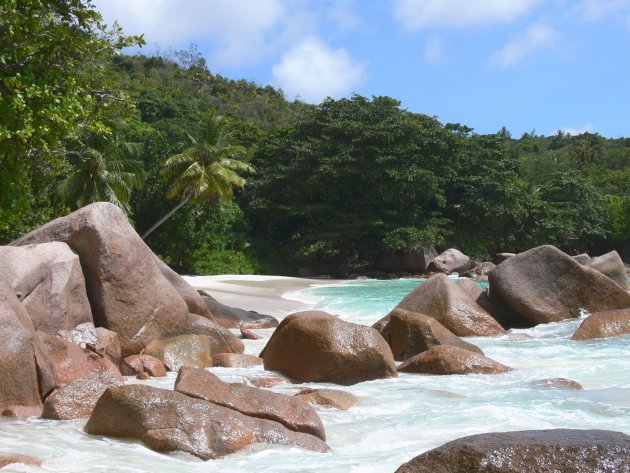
1;278;628;473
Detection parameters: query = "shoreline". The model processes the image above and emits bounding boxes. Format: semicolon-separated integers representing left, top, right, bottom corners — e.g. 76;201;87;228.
183;274;346;318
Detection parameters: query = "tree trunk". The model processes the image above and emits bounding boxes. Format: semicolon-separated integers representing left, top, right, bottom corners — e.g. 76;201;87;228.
141;193;192;240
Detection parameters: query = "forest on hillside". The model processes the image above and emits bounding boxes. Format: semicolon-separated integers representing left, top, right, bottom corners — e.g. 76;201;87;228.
2;1;630;276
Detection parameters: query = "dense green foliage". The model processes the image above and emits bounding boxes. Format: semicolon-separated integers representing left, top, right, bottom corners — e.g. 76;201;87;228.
1;1;629;275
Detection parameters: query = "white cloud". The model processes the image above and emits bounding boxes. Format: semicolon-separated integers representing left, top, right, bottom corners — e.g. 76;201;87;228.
93;0;287;67
558;124;593;136
327;0;362;31
272;38;365;103
572;0;630;22
490;21;559;67
424;37;444;63
393;0;541;30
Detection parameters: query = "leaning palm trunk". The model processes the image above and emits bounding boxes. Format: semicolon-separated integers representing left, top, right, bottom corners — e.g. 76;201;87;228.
141;192;192;240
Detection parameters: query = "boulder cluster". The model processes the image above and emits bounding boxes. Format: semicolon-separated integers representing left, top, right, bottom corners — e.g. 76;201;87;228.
1;202;629;467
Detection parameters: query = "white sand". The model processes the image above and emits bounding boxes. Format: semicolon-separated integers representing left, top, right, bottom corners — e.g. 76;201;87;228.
183;275;343;318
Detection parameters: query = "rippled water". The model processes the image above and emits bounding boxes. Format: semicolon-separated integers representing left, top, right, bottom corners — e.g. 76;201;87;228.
1;278;629;472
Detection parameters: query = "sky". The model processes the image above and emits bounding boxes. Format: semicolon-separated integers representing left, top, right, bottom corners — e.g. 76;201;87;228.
93;0;630;138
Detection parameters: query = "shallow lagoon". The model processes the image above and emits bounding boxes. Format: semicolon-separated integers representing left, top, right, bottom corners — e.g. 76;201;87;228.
1;278;629;472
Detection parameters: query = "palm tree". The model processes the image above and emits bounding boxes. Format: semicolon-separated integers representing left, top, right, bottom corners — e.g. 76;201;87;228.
141;113;254;239
57;133;143;214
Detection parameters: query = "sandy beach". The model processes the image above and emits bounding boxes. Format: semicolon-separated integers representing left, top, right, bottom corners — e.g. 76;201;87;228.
183;274;344;317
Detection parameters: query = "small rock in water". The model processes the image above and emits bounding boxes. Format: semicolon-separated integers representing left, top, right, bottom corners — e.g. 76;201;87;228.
294;388;358;410
529;378;583;390
0;453;42;468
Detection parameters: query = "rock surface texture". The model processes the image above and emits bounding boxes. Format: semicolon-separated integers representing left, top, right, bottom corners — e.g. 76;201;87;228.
395;429;630;473
426;248;472;274
398;345;512;375
143;335;213;371
199;290;279;329
0;242;92;333
571;309;630;340
85;385;328;459
174;367;325;440
261;311;397;385
294;388;358;410
394;274;505;337
584;250;630;290
12;202;190;356
488;245;630;326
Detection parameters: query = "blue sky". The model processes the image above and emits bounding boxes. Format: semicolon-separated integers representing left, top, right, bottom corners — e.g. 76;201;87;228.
94;0;630;138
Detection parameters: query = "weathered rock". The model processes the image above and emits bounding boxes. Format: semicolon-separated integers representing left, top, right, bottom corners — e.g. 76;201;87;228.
42;371;123;420
58;322;122;368
489;245;630;326
175;367;325;440
12;202;189;356
154;258;214;319
0;281;56;417
261;311;397;385
143;335;213;371
394;274;505;337
395;429;630;473
381;308;484;361
529;378;584;390
212;353;263;368
0;453;42;468
462;262;496;278
585;250;630;290
249;376;292;388
0;242;92;334
121;354;167;377
398;345;512;375
294;388;358;410
199;290;279;329
85;385;328;459
378;245;438;273
493;252;515;265
240;325;263;340
38;332;123;386
426;248;472;274
572;309;630;340
176;313;244;354
573;253;591;264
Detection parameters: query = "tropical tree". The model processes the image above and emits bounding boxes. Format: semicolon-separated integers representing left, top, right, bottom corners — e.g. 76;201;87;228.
141;113;254;239
57;132;144;214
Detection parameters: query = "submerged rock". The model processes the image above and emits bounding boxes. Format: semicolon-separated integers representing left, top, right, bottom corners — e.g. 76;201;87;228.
261;311;397;385
85;385;328;460
529;378;583;390
395;429;630;473
0;453;42;468
489;245;630;326
398;345;512;375
294;388;358;410
211;353;263;368
571;309;630;340
175;367;325;440
394;274;505;337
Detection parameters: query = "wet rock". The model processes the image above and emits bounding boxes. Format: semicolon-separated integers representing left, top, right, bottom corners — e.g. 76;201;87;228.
261;311;397;385
0;280;55;417
12;202;189;356
58;323;122;368
294;388;358;410
240;325;263;340
394;274;505;337
85;385;328;459
42;371;123;420
143;335;213;371
121;354;167;377
584;250;630;290
398;345;512;375
199;290;279;329
529;378;584;390
0;453;42;468
38;332;123;386
571;309;630;340
395;429;630;473
249;376;292;388
426;248;472;275
176;313;244;354
212;353;263;368
0;242;92;334
375;308;483;361
489;245;630;326
175;367;325;440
